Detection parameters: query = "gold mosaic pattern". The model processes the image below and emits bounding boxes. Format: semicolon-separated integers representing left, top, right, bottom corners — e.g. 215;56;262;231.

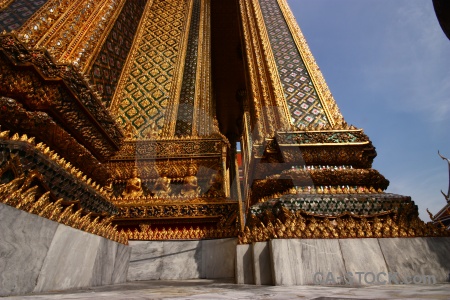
258;0;329;128
277;0;344;126
0;0;47;31
113;0;190;137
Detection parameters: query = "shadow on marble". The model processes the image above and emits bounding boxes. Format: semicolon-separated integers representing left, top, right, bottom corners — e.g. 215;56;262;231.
0;204;58;297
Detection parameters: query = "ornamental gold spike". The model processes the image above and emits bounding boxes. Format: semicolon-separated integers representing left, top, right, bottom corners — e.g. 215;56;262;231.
11;133;20;140
67;208;83;227
38;201;54;218
0;175;25;199
57;204;74;224
48;199;63;221
0;130;10;139
78;212;92;230
19;134;28;142
43;147;50;155
28;191;51;214
2;185;24;205
15;185;39;210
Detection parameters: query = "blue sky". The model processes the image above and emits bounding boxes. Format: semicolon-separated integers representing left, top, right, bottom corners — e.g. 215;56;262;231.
287;0;450;221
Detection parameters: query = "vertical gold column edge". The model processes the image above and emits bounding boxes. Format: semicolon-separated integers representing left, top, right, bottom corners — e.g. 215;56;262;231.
243;0;274;138
59;0;119;65
34;1;84;48
251;0;292;131
82;0;128;73
192;0;204;137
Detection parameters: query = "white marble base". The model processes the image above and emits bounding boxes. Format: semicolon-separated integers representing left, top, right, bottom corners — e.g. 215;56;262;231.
0;203;131;297
235;244;254;284
127;241;165;281
269;237;450;286
201;238;236;279
112;243;131;284
339;238;388;281
128;239;236;281
252;242;272;285
270;239;346;286
34;225;102;292
160;240;202;280
379;237;450;283
0;203;58;296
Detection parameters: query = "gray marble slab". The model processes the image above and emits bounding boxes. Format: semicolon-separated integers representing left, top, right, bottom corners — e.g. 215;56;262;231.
160;240;202;280
127;241;164;281
295;239;346;285
201;238;236;279
0;203;58;297
128;240;203;281
252;241;273;285
271;239;346;285
34;224;102;292
112;243;131;284
235;244;254;284
339;238;388;285
379;237;450;283
269;239;295;286
91;238;118;286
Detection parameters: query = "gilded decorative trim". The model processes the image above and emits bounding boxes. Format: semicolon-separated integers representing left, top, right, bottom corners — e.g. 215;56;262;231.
277;0;345;127
0;131;117;214
276;129;370;146
115;200;238;219
109;138;225;160
238;0;265;142
58;0;120;63
0;36;124;155
240;203;449;244
0;97;110;184
193;0;213;136
247;0;276;135
35;1;84;48
61;0;124;67
82;0;127;73
0;178;127;244
0;0;13;10
252;0;291;130
123;225;238;241
107;157;221;182
241;0;275;138
17;0;73;45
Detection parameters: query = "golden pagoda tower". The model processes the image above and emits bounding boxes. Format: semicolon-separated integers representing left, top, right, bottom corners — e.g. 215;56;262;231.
0;0;446;243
